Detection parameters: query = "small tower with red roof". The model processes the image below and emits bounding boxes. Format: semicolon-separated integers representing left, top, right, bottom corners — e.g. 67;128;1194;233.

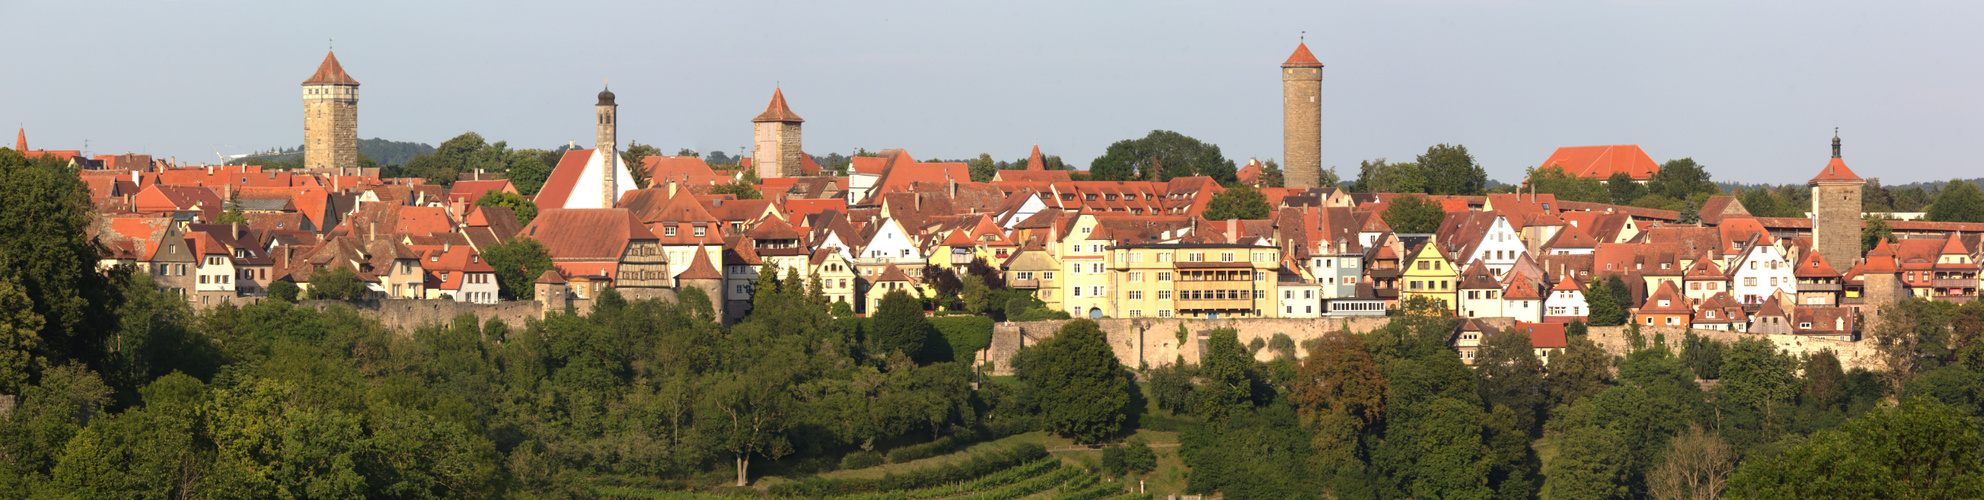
1809;130;1864;272
752;88;805;179
302;51;360;171
1282;41;1325;189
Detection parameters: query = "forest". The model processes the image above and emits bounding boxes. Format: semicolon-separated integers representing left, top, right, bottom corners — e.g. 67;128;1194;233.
8;147;1984;499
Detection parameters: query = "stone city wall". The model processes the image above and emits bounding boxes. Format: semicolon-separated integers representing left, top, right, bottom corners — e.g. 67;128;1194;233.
982;318;1887;375
297;299;548;333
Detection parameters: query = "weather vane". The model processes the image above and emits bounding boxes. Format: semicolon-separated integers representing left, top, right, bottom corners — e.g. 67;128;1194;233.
1301;31;1305;43
329;37;333;50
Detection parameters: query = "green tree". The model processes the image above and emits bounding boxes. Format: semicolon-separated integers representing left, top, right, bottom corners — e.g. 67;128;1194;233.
1547;427;1632;500
1647;158;1718;201
481;238;554;300
1522;165;1609;202
1929;179;1984;223
0;364;113;495
1256;159;1285;187
266;281;299;303
1020;319;1132;443
0;276;41;394
1864;215;1896;254
1204;184;1272;220
1475;330;1547;434
306;266;366;300
1418;144;1488;196
960;275;991;314
0;150;115;374
1405;398;1493;500
1585;277;1630;326
967;153;1000;183
1607;171;1646;205
1382;195;1446;233
474;190;539;226
507;153;553;195
711;181;763;200
1195;328;1257;423
48;373;207;499
1087;130;1237;182
622;141;661;189
1548;333;1613;408
1353;158;1426;193
1727;398;1984;498
869;290;930;359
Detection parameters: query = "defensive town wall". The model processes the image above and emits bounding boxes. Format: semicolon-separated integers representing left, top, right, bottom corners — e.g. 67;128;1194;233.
294;288;678;333
980;318;1886;376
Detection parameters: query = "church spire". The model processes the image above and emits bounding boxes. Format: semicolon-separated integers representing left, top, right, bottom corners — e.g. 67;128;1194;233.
1832;127;1841;159
14;128;25;152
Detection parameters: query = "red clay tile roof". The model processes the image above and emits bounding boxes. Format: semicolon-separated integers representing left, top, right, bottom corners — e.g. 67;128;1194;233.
1513;322;1568;349
675;245;724;280
1503;275;1544;300
1796;248;1842;278
1281;43;1324;68
1809;157;1861;184
301;51;360;86
752;88;804;123
395;206;455;236
1027;145;1046;171
521;208;656;262
1639;281;1693;315
535;270;566;284
874;263;912;283
1537;145;1660;181
532;149;597;210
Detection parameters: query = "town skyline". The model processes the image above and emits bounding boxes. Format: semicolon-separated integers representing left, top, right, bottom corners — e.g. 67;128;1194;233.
4;0;1981;185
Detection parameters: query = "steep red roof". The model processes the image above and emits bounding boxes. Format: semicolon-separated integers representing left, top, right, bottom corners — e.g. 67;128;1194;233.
13;128;23;151
874;263;913;283
534;270;566;284
752;88;804;123
1513;322;1567;349
532;149;596;210
1809;157;1861;184
1503;276;1544;301
675;245;724;280
520;208;656;262
301;51;360;86
1796;248;1842;278
1027;145;1046;171
1536;145;1660;181
1639;281;1693;315
1281;43;1324;68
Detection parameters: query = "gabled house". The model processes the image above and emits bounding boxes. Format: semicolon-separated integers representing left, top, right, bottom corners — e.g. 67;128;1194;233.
1635;281;1693;327
1543;277;1589;324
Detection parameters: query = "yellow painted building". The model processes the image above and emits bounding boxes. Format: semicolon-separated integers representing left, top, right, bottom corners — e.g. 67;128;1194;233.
1401;242;1459;312
1111;243;1281;319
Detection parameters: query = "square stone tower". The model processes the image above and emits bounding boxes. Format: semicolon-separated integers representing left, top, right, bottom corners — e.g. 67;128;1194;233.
1809;133;1864;271
302;51;359;171
1281;43;1324;189
752;88;805;179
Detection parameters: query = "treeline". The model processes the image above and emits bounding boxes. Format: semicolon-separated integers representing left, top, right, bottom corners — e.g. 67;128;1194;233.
1148;297;1984;499
229;138;437;170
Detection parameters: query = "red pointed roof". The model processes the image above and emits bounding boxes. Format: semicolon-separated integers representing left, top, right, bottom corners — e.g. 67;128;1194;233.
1638;281;1693;315
301;51;360;86
874;263;912;283
676;245;724;280
1027;145;1045;171
1503;275;1543;300
535;270;566;284
14;128;24;151
1796;248;1842;278
752;88;804;123
1281;43;1324;68
1809;157;1861;184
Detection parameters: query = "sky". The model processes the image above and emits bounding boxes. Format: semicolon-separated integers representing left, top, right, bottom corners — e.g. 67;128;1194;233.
3;0;1979;185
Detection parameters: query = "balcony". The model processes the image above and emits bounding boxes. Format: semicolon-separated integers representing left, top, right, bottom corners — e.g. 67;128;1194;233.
1932;279;1977;289
1797;283;1843;292
1368;268;1402;279
1839;297;1865;305
1008;279;1040;289
1375;288;1400;299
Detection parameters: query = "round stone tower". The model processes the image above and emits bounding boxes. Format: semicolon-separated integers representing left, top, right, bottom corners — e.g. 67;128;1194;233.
302;51;360;171
1282;42;1324;189
1809;131;1864;271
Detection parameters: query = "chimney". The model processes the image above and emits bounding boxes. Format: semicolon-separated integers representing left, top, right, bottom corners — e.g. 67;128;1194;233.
369;222;375;241
444;242;450;253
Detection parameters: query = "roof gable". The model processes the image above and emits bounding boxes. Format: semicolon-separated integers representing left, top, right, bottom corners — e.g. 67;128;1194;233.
301;51;360;86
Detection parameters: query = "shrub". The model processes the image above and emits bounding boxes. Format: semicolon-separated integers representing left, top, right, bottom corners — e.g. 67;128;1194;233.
841;451;885;470
930;316;996;363
769;443;1049;497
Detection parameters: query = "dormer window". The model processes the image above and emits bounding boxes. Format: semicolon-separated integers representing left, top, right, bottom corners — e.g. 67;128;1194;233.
1659;299;1670;307
665;226;678;237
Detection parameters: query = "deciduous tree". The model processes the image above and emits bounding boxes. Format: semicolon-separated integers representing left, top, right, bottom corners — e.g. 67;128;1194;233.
481;238;554;300
1382;195;1446;234
1019;320;1131;443
1204;184;1271;220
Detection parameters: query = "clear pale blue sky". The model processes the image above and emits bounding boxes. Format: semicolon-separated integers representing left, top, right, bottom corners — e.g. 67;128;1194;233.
3;0;1978;185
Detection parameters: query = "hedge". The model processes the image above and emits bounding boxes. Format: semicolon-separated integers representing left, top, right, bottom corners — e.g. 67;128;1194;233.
929;316;995;363
769;443;1048;497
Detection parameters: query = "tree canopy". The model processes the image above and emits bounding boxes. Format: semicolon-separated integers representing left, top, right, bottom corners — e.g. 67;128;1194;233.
1019;319;1132;443
1203;184;1272;220
1929;179;1984;223
480;237;554;300
475;190;539;226
1382;195;1446;234
1087;130;1237;183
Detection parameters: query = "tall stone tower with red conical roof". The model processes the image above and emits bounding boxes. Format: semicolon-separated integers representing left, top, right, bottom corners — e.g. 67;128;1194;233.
1282;42;1324;189
752;88;805;179
302;51;360;171
1809;131;1864;271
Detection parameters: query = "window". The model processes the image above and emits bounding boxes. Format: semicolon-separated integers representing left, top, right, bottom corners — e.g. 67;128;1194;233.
1252;252;1266;262
1667;317;1680;325
1091;285;1104;297
1744;277;1757;286
1800;322;1813;329
1411;280;1423;290
1303;290;1313;299
901;249;910;257
1659;299;1671;307
1129;253;1143;263
1418;261;1430;270
1073;263;1083;274
1691;282;1701;290
1221;252;1234;262
1073;287;1083;297
1159;309;1173;318
664;226;677;237
1016;271;1034;281
1091;263;1104;273
1092;244;1105;253
1157;272;1172;281
1081;226;1092;234
1305;306;1313;314
1128;290;1144;300
1043;289;1055;298
1158;290;1172;300
694;227;706;237
1130;310;1143;317
1769;277;1778;286
1285;290;1294;299
1254;290;1265;299
1158;253;1172;262
1187;253;1203;262
1129;272;1143;282
1044;272;1056;281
